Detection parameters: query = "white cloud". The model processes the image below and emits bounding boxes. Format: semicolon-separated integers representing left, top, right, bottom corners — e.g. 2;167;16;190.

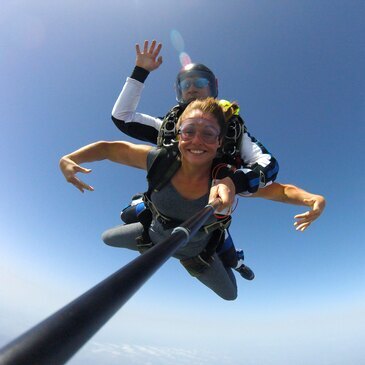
89;341;231;365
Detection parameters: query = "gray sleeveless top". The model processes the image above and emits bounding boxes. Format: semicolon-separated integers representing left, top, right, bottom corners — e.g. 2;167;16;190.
147;148;216;259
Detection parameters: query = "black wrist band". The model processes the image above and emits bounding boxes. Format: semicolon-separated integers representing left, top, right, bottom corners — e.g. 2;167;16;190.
130;66;150;83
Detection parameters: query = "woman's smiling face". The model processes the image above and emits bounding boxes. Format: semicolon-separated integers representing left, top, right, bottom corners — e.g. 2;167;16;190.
178;109;221;167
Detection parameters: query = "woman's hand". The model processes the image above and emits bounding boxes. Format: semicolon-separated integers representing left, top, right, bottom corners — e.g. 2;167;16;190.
59;157;94;193
294;195;326;231
209;177;236;214
135;40;163;72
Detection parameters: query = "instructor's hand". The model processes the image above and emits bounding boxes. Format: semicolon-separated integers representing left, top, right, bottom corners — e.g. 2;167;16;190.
135;40;163;72
294;195;326;231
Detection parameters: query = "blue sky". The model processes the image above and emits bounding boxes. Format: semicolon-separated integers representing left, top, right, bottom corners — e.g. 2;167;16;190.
1;1;364;364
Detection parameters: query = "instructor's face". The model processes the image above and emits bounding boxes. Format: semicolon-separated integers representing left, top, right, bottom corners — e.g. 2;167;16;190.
180;76;211;103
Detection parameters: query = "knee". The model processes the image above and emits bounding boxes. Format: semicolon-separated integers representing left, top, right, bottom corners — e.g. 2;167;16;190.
101;228;117;246
220;290;238;301
101;223;142;250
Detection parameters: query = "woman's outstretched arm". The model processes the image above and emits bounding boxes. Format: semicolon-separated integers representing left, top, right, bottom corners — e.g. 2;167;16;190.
59;141;152;192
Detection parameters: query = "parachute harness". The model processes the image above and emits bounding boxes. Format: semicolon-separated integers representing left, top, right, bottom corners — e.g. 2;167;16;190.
135;99;245;276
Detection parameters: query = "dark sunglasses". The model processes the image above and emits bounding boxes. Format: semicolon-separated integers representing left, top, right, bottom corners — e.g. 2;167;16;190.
179;78;209;91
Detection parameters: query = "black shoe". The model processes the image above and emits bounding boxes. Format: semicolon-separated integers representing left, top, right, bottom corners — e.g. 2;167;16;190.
131;193;143;202
234;249;255;280
235;263;255;280
120;194;144;223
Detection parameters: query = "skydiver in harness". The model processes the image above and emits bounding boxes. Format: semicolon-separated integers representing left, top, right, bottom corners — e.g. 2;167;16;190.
105;40;279;280
60;97;326;299
61;98;242;300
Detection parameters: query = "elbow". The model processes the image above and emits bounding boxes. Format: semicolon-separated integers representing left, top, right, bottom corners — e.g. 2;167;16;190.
318;194;326;209
282;184;298;201
111;115;130;134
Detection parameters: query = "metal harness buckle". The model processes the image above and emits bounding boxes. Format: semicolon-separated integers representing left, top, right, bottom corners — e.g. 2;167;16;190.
202;216;231;235
136;235;154;253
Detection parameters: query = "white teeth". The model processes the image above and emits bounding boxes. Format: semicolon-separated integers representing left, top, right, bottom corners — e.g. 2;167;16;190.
190;150;204;154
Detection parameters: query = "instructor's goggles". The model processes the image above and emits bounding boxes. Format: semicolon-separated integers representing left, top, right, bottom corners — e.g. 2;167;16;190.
178;123;220;144
179;77;209;91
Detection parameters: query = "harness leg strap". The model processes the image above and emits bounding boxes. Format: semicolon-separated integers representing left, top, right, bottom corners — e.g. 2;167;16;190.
180;255;215;277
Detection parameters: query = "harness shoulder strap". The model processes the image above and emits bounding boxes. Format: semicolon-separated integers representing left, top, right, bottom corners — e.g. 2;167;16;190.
146;146;181;193
157;105;185;147
217;113;245;168
136;146;181;251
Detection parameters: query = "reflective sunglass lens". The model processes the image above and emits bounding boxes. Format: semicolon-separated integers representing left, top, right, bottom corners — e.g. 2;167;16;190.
180;80;191;90
194;78;209;88
180;78;209;90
